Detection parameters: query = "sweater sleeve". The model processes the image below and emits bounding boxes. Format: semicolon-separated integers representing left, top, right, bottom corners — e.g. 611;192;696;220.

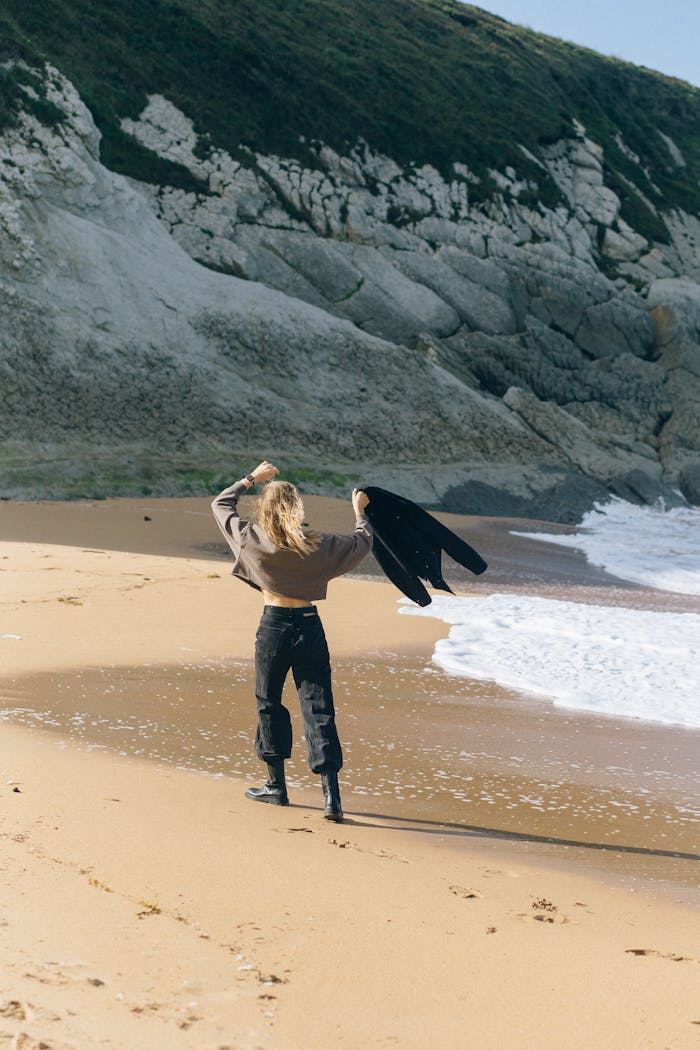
211;479;251;553
325;512;373;578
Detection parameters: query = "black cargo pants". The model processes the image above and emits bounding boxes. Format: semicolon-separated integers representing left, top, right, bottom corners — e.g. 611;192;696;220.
253;605;343;773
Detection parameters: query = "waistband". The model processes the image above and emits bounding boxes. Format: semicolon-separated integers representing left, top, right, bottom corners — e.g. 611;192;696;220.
261;605;319;621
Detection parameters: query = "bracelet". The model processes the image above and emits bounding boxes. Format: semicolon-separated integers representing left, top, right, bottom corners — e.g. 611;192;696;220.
245;474;255;486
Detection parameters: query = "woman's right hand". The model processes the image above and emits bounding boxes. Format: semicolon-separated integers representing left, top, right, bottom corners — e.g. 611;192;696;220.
352;488;369;514
251;460;279;484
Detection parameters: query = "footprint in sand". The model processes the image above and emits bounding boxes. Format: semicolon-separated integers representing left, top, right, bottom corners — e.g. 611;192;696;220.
0;1003;29;1022
2;1004;35;1023
328;839;408;863
129;1002;162;1015
3;1036;75;1050
0;1002;62;1027
177;1014;202;1031
625;948;696;963
25;961;105;990
0;1010;73;1050
449;885;482;900
521;898;568;925
23;969;68;990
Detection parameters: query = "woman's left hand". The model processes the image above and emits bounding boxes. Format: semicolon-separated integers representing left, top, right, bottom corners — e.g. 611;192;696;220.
352;488;369;513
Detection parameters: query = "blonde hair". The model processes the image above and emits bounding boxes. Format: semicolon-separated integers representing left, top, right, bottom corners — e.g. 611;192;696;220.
258;480;320;556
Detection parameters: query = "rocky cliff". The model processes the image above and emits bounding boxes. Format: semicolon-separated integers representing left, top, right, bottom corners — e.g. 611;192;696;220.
1;1;699;518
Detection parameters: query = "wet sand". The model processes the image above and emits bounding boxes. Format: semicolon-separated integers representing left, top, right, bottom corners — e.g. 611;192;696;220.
4;655;698;900
1;495;699;1048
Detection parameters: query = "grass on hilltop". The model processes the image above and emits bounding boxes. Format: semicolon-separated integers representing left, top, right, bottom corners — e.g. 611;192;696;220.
1;0;699;240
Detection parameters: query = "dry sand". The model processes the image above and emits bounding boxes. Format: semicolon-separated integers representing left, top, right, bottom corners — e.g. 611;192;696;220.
1;495;699;1049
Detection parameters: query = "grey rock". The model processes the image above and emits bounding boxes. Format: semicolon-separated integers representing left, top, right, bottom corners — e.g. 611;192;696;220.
608;469;668;506
647;279;700;481
601;221;647;262
447;320;667;444
575;298;654;360
228;230;461;345
385;247;518;335
249;230;365;303
502;387;663;492
678;462;700;505
442;471;611;524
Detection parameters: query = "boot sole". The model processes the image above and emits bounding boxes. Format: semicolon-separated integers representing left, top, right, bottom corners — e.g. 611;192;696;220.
323;811;344;822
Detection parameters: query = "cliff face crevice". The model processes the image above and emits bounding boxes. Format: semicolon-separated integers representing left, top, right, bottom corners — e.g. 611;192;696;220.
1;55;699;517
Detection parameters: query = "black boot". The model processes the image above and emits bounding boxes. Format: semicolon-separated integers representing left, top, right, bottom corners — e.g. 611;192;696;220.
321;770;343;822
245;761;289;806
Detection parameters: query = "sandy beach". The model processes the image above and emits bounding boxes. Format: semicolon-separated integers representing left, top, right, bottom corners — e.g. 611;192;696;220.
1;495;699;1049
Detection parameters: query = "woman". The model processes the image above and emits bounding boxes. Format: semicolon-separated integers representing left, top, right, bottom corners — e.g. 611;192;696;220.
211;461;372;822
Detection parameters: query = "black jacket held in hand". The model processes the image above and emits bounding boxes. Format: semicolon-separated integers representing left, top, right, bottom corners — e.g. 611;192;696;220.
360;486;487;607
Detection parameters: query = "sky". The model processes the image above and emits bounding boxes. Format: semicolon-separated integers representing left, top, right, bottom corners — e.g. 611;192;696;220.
472;1;700;88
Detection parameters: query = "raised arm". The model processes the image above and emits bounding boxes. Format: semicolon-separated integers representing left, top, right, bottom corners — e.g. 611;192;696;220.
325;487;373;577
211;460;279;549
350;486;372;560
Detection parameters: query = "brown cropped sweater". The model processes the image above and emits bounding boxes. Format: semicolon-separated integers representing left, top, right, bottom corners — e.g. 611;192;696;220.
211;480;373;601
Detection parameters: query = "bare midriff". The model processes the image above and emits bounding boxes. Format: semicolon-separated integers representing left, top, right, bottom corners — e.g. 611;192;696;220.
261;589;316;608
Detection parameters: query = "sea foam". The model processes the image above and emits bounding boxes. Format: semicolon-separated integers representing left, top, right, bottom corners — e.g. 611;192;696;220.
513;499;700;596
400;594;700;729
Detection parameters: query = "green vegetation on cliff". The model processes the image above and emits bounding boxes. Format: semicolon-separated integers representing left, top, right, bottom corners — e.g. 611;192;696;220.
2;0;699;231
0;61;64;130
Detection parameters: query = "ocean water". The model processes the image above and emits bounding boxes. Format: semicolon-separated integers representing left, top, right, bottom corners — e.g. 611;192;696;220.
512;499;700;596
398;500;700;727
399;594;700;730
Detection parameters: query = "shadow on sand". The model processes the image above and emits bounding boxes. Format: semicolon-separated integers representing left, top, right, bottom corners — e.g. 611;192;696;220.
289;803;700;863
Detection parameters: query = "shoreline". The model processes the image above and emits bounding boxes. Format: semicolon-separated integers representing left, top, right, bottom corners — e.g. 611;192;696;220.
4;651;698;903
